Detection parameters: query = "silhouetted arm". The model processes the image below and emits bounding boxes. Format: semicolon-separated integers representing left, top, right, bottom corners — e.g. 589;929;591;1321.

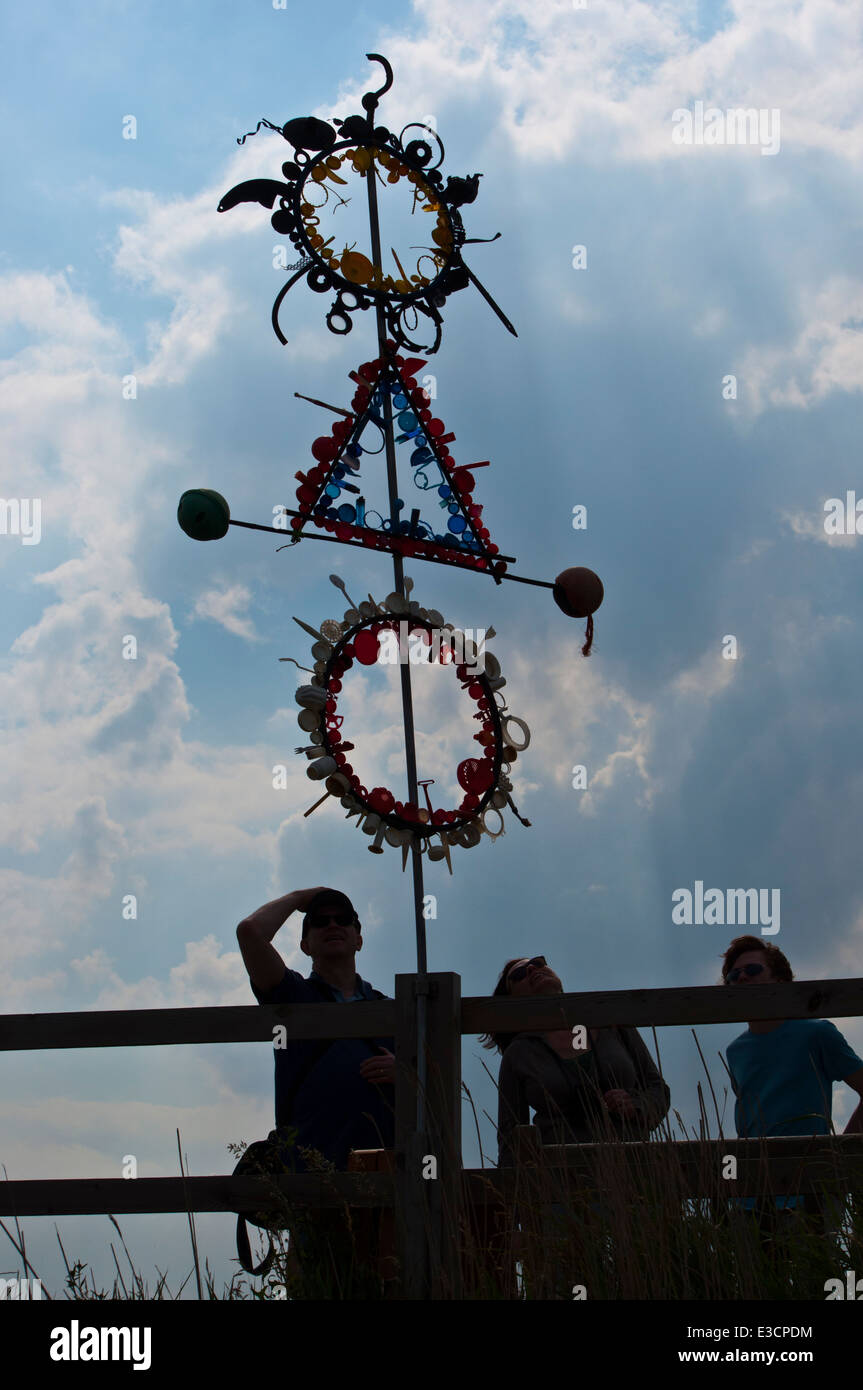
842;1067;863;1134
619;1027;671;1133
236;886;328;993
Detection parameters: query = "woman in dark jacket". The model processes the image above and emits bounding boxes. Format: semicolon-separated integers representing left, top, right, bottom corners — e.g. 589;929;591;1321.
481;956;670;1166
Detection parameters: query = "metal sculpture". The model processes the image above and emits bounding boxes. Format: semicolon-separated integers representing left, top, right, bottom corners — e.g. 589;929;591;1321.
178;53;603;1151
289;589;531;862
217;55;515;355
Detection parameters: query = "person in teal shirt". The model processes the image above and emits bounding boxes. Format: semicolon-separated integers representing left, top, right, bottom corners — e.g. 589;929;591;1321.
721;935;863;1216
728;1018;863;1138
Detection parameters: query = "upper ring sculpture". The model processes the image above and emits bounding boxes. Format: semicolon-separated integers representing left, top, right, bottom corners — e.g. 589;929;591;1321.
217;53;516;355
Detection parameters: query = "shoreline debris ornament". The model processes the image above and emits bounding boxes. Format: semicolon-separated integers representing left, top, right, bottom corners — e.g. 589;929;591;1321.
285;353;506;577
216;54;515;355
178;53;603;1140
288;586;532;867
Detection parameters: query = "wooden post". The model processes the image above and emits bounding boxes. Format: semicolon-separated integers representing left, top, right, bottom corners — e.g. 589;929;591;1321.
424;972;462;1298
394;973;428;1298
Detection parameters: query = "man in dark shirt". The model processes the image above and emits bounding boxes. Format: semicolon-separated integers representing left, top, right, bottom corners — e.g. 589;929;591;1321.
236;885;396;1169
237;885;395;1294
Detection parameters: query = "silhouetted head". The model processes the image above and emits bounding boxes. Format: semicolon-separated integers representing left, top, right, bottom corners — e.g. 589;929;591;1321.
720;935;793;985
300;890;362;965
479;956;563;1053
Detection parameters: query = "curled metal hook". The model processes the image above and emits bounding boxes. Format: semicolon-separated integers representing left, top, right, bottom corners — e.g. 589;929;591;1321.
271;262;315;345
362;53;394;116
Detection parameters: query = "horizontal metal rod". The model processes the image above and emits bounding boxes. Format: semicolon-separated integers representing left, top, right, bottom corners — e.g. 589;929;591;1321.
228;516;519;567
293;391;354;417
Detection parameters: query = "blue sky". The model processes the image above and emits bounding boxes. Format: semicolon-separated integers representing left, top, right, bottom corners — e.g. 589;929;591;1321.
2;0;863;1294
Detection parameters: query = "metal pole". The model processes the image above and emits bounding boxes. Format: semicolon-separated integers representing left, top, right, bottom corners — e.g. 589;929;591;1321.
365;156;429;1140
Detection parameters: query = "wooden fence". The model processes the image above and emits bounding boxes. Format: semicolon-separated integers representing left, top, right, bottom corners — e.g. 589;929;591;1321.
2;976;863;1298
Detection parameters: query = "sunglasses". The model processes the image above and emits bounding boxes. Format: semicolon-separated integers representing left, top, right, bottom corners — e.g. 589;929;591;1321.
309;911;355;930
726;962;765;984
506;956;547;986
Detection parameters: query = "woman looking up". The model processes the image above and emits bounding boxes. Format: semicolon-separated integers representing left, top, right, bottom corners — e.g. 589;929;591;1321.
481;956;670;1166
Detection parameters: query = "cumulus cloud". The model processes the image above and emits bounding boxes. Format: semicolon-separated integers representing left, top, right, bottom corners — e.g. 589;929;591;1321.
496;640;654;814
107;186;241;389
0;1090;272;1181
0;247;313;1015
782;505;858;548
192;582;261;641
0;797;125;990
503;631;747;820
672;645;738;700
0;271;122;355
323;0;863;163
70;935;250;1010
0;578;189;847
739;278;863;414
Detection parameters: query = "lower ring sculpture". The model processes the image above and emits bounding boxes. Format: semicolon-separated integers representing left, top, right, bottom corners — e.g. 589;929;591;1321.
288;586;531;867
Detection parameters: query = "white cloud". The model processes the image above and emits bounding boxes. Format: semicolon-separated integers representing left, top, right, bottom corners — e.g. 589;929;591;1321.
322;0;863;164
0;271;122;352
108;186;243;388
70;935;250;1011
782;506;858;548
0;1091;272;1182
739;278;863;415
502;630;749;821
0;255;327;1015
692;307;728;338
672;646;738;700
0;798;125;989
502;641;655;814
192;582;261;641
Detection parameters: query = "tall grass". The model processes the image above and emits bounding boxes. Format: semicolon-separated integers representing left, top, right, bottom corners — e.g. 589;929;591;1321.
4;1035;861;1300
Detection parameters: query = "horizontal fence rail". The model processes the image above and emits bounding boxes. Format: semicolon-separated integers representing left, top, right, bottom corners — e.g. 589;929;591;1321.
510;1132;863;1194
5;1138;863;1216
461;978;863;1033
0;1001;395;1051
0;1174;395;1217
2;978;862;1052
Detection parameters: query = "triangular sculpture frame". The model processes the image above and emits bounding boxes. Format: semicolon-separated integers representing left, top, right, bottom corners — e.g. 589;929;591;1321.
287;348;509;583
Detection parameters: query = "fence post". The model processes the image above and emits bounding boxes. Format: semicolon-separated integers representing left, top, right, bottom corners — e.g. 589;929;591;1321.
394;973;428;1298
425;972;462;1298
